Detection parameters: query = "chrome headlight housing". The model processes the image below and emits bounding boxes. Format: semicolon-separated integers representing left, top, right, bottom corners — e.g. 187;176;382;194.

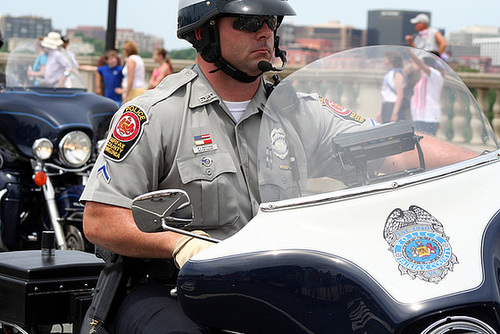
32;138;54;160
59;131;92;167
96;139;108;155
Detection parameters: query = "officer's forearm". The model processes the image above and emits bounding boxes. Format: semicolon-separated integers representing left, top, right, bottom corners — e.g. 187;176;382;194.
83;201;180;258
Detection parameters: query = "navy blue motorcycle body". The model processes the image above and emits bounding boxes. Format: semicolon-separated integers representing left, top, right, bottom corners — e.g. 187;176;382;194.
0;42;117;252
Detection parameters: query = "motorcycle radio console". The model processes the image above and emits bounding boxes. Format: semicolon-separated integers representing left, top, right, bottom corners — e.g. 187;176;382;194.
331;121;425;186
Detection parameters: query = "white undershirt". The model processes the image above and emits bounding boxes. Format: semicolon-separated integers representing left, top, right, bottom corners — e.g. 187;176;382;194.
224;100;251;122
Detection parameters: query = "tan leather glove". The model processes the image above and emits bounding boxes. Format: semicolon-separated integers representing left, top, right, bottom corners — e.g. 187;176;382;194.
172;230;213;269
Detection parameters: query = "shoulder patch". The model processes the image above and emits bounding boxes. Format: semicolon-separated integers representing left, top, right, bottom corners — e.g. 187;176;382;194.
320;97;365;124
104;105;149;162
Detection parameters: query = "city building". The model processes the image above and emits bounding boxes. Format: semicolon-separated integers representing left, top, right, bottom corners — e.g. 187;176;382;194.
116;29;163;54
282;21;365;53
0;15;52;48
367;10;431;46
67;26;106;41
279;21;365;66
446;26;500;70
0;15;164;55
472;37;500;66
449;26;500;46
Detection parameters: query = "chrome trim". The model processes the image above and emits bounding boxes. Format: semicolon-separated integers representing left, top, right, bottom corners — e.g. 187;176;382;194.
44;162;94;174
42;176;67;250
0;321;30;334
261;150;500;212
421;315;497;334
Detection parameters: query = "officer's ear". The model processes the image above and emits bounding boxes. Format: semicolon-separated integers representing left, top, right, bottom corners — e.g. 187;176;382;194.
195;28;203;41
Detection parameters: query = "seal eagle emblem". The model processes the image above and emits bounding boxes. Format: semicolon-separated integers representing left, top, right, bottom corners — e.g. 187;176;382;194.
383;205;458;284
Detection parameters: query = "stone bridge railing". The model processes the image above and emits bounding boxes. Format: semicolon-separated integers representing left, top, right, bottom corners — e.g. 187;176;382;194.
2;53;500;142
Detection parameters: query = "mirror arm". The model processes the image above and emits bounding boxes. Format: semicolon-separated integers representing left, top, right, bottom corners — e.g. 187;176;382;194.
161;219;220;243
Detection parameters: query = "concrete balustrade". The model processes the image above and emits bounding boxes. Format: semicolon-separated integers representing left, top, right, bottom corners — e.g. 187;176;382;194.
2;53;500;142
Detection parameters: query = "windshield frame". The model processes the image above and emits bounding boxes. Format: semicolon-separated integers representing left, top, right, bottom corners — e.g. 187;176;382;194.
260;150;500;212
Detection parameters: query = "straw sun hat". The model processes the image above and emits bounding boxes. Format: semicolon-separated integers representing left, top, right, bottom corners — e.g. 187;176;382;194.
41;32;63;50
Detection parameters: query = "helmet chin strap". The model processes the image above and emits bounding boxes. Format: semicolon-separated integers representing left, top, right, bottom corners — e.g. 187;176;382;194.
209;58;261;83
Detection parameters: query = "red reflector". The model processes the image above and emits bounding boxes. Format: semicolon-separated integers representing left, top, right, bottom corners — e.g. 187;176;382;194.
34;171;47;186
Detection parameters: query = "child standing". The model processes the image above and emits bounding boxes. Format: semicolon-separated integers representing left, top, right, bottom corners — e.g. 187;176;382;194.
96;50;124;107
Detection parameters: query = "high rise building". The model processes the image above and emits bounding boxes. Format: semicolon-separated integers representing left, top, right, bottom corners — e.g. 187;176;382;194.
67;26;106;41
279;21;365;66
367;10;431;46
449;26;500;46
0;15;52;42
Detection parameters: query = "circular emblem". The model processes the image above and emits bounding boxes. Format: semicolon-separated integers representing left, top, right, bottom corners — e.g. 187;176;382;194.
114;112;141;142
393;232;452;271
201;157;213;167
324;98;351;116
271;128;288;160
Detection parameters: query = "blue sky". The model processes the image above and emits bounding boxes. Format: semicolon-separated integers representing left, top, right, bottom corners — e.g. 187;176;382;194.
1;0;499;50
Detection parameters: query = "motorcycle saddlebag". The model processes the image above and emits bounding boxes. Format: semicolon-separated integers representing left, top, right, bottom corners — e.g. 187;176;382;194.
0;250;104;327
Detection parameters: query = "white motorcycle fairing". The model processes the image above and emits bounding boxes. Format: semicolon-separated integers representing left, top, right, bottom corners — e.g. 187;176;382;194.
176;46;500;334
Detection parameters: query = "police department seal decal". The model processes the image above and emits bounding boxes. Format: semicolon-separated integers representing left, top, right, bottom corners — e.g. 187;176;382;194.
104;105;149;162
319;97;365;124
383;205;458;284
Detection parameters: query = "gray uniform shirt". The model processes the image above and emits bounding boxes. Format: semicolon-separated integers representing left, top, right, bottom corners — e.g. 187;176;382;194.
81;65;374;240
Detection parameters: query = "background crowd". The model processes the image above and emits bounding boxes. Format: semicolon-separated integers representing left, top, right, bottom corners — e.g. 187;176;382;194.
29;31;174;107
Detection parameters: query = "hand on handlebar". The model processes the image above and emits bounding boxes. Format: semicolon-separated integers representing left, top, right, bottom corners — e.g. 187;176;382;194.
172;230;213;269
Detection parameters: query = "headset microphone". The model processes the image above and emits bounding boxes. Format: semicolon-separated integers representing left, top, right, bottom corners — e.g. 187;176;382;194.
258;46;288;73
258;61;274;72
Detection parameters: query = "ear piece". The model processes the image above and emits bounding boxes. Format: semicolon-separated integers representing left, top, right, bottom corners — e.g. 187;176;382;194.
195;28;203;41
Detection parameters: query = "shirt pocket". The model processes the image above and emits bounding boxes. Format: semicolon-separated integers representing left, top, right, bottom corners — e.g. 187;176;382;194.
177;150;240;229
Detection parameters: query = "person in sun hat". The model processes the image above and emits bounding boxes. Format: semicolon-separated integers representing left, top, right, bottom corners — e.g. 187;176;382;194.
41;31;73;87
405;13;447;57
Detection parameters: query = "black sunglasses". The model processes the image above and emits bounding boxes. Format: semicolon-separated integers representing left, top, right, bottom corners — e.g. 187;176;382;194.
232;15;279;32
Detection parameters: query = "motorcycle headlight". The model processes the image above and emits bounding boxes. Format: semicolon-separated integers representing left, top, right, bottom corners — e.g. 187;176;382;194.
59;131;91;167
32;138;53;160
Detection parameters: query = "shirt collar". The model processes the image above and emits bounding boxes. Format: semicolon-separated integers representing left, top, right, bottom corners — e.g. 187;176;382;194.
188;65;268;111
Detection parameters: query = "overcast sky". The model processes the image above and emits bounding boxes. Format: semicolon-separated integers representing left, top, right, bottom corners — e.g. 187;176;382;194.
1;0;499;51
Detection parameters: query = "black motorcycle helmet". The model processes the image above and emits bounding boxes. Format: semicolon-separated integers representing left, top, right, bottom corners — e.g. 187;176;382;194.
177;0;296;82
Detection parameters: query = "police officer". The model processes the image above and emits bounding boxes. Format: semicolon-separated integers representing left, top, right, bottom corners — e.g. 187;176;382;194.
81;0;469;332
82;1;302;331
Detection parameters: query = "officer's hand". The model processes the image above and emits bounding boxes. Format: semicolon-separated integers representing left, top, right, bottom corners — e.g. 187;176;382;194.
172;230;213;269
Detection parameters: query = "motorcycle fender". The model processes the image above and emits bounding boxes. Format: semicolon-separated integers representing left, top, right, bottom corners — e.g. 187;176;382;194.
56;185;85;219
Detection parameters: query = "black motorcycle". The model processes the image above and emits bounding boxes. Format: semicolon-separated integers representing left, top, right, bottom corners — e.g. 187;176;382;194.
0;41;117;252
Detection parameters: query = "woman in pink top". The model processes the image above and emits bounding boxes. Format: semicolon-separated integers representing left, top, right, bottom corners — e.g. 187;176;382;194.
148;47;173;89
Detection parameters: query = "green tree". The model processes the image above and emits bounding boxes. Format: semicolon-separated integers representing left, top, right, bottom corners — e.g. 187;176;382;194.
169;48;197;60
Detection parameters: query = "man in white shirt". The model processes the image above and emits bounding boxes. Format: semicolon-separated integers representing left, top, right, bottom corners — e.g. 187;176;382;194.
41;32;73;87
405;13;447;57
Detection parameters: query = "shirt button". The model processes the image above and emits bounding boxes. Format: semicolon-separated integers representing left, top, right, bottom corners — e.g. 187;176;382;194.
206;169;213;176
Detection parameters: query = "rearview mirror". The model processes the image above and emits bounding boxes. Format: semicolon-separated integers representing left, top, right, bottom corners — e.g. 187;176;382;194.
131;189;193;233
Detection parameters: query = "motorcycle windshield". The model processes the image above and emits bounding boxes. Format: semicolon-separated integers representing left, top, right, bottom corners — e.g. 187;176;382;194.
258;46;499;203
5;40;86;89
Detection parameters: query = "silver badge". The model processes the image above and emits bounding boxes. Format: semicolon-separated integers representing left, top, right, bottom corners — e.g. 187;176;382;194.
271;128;288;160
383;205;458;284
